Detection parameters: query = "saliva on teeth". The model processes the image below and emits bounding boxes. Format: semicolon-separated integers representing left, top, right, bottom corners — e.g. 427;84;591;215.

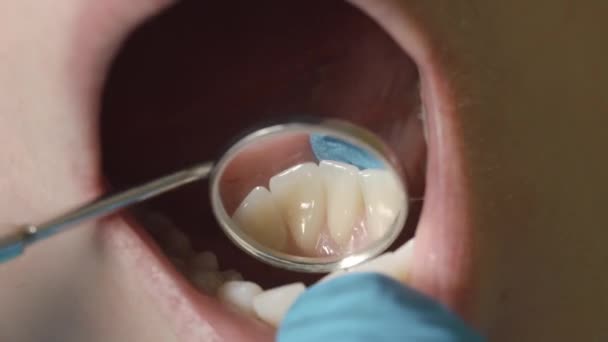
232;159;406;257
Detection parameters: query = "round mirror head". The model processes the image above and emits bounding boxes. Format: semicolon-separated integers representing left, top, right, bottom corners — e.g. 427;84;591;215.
210;121;408;272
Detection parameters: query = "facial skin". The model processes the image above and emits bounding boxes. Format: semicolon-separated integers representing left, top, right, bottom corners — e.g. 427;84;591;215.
1;0;606;341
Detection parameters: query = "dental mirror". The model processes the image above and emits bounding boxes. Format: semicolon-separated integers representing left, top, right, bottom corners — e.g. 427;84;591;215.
0;120;408;273
211;121;407;272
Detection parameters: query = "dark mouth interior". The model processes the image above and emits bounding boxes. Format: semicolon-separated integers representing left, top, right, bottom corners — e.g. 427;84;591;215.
100;0;425;288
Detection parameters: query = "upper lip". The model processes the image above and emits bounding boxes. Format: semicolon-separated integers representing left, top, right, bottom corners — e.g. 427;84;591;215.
100;1;475;340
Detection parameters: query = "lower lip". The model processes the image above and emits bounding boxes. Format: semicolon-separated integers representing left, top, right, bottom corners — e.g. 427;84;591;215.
101;215;276;341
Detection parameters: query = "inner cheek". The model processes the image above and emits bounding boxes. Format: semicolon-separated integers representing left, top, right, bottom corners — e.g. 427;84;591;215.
100;0;423;286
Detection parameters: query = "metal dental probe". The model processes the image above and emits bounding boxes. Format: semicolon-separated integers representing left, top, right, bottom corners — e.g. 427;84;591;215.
0;162;214;263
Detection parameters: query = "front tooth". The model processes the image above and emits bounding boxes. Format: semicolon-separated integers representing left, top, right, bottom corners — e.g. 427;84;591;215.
348;252;405;281
252;283;306;327
319;253;396;283
232;186;288;251
359;169;407;241
321;238;415;283
218;281;263;316
319;160;364;246
269;163;325;254
354;238;415;282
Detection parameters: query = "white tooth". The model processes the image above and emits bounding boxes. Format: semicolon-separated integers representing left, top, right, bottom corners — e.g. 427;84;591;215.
232;186;288;251
394;237;415;275
269;163;325;254
189;251;219;271
222;269;244;282
218;281;263;315
319;160;364;246
252;283;306;327
321;238;415;284
320;253;401;283
190;271;224;295
359;169;407;241
350;253;405;281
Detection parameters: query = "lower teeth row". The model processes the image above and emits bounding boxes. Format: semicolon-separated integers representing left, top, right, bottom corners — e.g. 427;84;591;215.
141;210;414;328
140;211;305;327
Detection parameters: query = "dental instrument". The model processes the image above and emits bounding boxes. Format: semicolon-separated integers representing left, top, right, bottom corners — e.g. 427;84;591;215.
0;119;409;273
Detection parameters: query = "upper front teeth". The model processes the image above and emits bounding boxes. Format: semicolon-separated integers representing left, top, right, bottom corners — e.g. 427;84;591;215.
232;186;288;251
232;160;407;256
269;162;326;255
320;160;364;246
359;169;407;241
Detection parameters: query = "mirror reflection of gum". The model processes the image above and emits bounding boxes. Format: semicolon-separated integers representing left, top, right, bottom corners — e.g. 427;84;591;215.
319;160;363;246
219;133;314;216
232;160;406;257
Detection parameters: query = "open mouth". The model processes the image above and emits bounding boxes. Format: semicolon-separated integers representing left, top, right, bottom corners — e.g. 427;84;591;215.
98;1;471;340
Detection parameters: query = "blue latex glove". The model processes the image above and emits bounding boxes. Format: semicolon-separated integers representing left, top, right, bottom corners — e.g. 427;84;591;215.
278;273;484;342
310;134;384;170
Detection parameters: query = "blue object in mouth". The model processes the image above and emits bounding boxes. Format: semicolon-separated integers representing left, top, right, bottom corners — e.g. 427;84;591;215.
278;273;485;342
310;134;384;170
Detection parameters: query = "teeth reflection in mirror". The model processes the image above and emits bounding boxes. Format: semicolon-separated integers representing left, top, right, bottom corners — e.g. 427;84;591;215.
319;160;364;247
359;169;407;241
218;281;263;316
253;282;306;327
233;186;288;251
270;163;325;254
348;252;405;281
394;236;415;273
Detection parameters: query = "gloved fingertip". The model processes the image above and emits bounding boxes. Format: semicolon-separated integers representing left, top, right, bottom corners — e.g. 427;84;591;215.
278;273;484;342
